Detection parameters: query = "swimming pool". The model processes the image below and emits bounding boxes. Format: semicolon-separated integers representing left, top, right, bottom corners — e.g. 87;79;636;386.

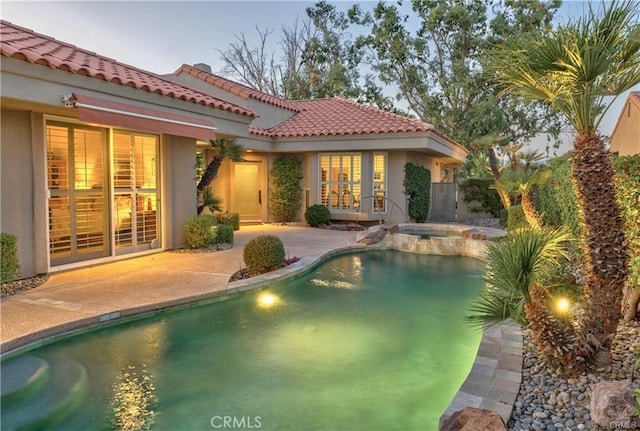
1;251;484;431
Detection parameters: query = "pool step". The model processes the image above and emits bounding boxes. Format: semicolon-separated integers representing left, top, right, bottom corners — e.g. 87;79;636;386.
1;356;50;406
0;356;88;431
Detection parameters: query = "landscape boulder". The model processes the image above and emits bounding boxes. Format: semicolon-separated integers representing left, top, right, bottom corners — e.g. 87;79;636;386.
590;381;639;429
439;407;507;431
381;223;399;234
356;227;387;245
462;228;487;240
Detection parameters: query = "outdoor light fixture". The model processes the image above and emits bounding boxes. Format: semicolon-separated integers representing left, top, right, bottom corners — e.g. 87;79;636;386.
556;297;570;314
257;292;279;308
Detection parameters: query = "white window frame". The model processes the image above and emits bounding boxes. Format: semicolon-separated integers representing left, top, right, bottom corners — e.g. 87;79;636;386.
372;152;387;213
319;153;362;212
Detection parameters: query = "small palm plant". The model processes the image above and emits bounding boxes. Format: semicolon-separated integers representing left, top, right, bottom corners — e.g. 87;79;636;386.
466;226;573;329
494;167;551;229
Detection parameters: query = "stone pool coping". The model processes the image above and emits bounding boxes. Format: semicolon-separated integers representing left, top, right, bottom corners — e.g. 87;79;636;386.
438;322;523;427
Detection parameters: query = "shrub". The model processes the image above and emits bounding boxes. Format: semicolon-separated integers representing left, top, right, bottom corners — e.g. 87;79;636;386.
1;232;20;282
269;158;303;222
507;205;527;231
459;178;503;217
215;212;240;231
538;156;581;237
184;215;218;249
613;155;640;295
499;208;508;228
305;204;331;227
403;162;431;222
215;224;234;245
243;235;285;275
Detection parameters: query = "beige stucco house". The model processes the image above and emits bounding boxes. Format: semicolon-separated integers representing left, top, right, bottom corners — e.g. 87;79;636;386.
169;64;468;224
609;91;640;156
1;20;467;279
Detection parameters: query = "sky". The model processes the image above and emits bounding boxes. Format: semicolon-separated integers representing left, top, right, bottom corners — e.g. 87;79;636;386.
1;1;637;155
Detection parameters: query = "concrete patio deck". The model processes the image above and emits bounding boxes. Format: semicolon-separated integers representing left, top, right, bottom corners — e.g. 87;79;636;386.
0;225;360;355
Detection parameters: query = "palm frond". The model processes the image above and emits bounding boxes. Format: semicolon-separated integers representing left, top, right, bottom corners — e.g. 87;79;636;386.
466;226;573;329
486;0;640;135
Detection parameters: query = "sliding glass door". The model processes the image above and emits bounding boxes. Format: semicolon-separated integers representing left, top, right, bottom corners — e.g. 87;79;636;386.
47;123;160;266
47;123;108;266
113;131;159;254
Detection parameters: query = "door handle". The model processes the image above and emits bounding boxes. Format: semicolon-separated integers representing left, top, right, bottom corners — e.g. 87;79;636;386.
258;190;262;205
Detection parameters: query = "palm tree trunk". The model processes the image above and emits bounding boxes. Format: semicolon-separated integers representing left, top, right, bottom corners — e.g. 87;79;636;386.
197;156;223;192
622;284;640;321
487;147;512;210
521;193;542;229
571;133;628;346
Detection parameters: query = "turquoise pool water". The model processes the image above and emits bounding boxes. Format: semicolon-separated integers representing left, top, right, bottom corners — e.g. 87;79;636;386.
2;251;484;431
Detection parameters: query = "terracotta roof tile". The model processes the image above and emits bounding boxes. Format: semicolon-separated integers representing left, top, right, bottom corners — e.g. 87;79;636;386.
251;98;436;138
0;20;255;118
175;65;295;111
174;65;461;146
630;92;640;110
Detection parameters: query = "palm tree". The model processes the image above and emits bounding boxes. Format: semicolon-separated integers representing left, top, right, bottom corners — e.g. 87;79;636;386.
466;226;572;329
196;138;245;214
494;167;551;229
487;1;639;351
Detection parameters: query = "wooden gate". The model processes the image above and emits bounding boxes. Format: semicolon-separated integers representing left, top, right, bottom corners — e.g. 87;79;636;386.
429;182;457;221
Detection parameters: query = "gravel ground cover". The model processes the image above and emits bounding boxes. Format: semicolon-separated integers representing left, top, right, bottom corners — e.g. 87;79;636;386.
509;320;640;431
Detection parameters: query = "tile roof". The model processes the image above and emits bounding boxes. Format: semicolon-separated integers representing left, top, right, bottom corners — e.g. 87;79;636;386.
175;65;295;111
0;20;254;118
630;92;640;110
175;63;462;145
250;98;437;138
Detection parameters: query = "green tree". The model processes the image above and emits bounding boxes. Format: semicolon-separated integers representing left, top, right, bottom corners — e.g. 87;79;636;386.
196;138;245;215
295;1;364;99
349;0;564;175
487;1;639;354
219;1;378;102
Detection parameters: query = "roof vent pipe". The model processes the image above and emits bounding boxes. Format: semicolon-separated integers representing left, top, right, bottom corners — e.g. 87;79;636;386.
194;63;212;73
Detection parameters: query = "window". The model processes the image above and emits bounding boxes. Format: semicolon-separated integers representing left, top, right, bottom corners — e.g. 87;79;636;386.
373;152;387;212
320;153;361;211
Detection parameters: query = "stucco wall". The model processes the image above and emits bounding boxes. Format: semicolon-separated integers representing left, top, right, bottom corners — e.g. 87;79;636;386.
1;109;37;278
610;101;640;156
386;151;409;223
164;136;197;249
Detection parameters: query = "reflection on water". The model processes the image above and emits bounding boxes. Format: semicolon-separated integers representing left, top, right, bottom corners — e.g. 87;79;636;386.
7;251;484;431
110;364;157;431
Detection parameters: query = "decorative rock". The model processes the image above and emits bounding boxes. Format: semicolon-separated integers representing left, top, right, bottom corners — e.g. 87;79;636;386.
356;227;387;245
589;380;639;428
462;228;487;240
381;223;399;234
440;407;507;431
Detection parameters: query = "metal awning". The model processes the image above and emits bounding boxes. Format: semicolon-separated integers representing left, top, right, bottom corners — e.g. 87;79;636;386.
65;93;216;140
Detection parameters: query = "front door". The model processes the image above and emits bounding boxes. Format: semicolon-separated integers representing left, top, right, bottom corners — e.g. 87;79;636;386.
234;162;261;222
